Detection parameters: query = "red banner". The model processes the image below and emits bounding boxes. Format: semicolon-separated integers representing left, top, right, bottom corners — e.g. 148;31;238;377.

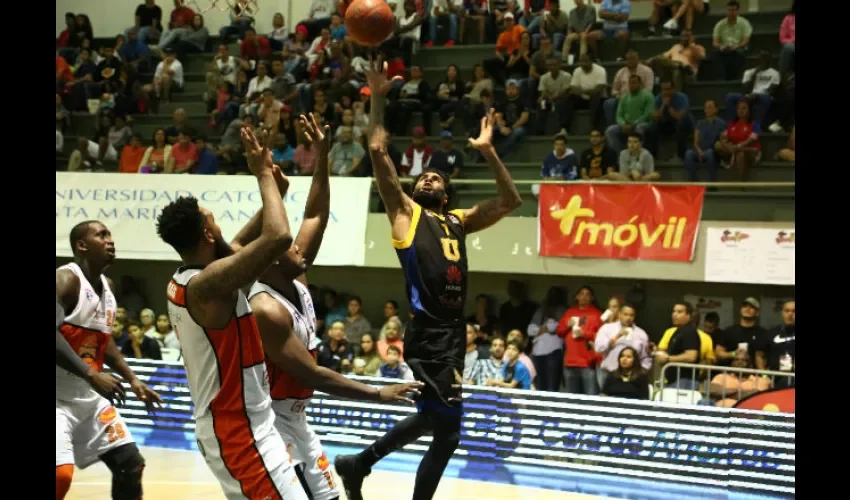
538;184;705;262
734;388;795;414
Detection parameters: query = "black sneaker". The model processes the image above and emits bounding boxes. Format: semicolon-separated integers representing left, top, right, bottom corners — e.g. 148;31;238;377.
334;454;370;500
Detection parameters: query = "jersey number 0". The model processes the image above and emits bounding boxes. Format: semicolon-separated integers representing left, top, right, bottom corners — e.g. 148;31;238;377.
440;223;461;262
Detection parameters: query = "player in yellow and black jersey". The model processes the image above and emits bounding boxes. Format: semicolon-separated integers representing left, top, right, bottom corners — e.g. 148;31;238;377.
335;57;522;500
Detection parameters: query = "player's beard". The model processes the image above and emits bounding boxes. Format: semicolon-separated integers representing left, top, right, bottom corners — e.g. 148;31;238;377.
412;189;445;212
213;235;234;260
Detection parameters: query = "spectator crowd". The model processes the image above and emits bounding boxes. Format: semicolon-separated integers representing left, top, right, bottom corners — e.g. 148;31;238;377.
56;0;795;185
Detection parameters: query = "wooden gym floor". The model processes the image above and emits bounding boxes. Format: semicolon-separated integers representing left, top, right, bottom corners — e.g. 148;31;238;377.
66;446;607;500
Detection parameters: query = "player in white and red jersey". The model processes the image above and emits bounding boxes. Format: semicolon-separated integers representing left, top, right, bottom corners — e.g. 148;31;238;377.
241;114;422;500
157;127;308;500
56;220;162;500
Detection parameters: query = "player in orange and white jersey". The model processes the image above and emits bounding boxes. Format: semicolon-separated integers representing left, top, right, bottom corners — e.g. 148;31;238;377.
157;127;307;500
56;221;162;500
239;114;422;500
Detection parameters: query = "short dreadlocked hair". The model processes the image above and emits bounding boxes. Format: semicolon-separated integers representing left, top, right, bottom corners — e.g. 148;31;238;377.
156;197;205;255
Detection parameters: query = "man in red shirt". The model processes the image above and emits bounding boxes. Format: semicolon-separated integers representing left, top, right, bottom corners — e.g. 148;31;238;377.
241;27;273;64
167;129;198;173
157;0;196;50
556;286;604;395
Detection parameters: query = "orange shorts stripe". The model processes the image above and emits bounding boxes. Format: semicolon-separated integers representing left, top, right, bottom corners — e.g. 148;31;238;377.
238;314;265;367
211;411;283;500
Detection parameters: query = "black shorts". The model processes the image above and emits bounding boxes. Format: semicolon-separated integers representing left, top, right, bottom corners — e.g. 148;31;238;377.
403;319;465;410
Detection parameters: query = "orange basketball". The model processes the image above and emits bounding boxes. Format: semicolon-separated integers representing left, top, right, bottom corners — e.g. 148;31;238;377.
345;0;396;47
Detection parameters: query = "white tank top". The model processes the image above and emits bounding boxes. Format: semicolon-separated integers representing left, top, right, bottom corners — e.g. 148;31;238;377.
167;267;272;420
56;263;117;399
248;280;320;402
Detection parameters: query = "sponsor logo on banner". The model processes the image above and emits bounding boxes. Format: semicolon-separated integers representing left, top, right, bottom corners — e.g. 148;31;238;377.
55;173;372;266
538;184;705;262
734;387;795;414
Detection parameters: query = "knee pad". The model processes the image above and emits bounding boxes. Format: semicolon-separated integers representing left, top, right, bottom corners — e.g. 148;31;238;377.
56;464;74;500
101;443;145;500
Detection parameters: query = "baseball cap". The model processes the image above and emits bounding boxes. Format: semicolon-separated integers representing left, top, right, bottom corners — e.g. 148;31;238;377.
412;126;426;138
742;297;761;310
506;78;520;88
504;12;514;20
440;130;453;139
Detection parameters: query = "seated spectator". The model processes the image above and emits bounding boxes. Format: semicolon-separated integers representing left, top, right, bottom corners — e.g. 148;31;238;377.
152;48;184;103
712;0;752;81
400;127;434;178
684;99;726;182
649;78;691;159
505;32;534;82
68;137;96;172
329;13;346;43
491;340;532;389
779;2;795;75
118;29;153;72
493;79;530;159
598;0;631;59
156;0;196;51
111;319;129;351
466;336;507;386
245;62;273;116
601;347;650;399
334;108;364;144
165;108;188;144
647;0;677;37
166;129;198;173
715;99;761;181
580;129;618;179
268;12;289;51
240;27;273;65
257;88;283;133
329;126;366;176
776;126;794;163
527;36;555;103
468;294;501;340
612;133;658;181
654;302;701;390
219;0;256;42
485;12;525;85
387;65;432;136
353;333;383;377
707;349;771;407
194;135;219;175
488;0;515;34
430;131;463;179
317;320;355;373
151;313;180;350
385;0;424;68
127;0;163;43
725;50;780;125
121;320;163;360
119;134;146;173
379;345;416;380
533;56;571;135
648;30;705;90
755;299;795;388
109;115;133;150
434;65;466;131
664;0;710;34
459;0;488;45
538;134;579;188
271;133;295;172
536;1;568;51
560;54;606;135
139;129;172;173
427;0;460;48
594;304;651;390
173;14;210;56
299;0;336;39
765;71;795;134
604;50;654;127
504;330;537;381
378;301;401;340
605;74;654;153
344;296;372;345
562;0;599;63
377;318;405;361
285;26;312;75
93;46;123;100
293;126;319;175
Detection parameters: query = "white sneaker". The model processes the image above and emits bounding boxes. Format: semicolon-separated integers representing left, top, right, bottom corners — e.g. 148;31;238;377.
768;121;784;133
567;54;575;66
663;19;679;31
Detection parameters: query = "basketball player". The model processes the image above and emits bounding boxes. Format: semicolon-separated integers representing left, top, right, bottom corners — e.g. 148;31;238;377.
156;127;309;500
232;113;423;500
56;221;163;500
335;57;523;500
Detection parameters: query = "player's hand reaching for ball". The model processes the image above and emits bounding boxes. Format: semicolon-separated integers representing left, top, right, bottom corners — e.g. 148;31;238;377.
298;113;330;152
369;125;389;153
130;379;164;415
240;126;274;176
378;381;424;405
365;55;403;97
468;108;496;152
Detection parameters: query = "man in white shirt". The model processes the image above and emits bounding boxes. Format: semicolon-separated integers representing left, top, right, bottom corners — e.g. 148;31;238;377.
212;44;239;86
724;50;779;124
153;48;184;102
558;54;607;135
300;0;337;38
593;303;652;390
534;56;571;135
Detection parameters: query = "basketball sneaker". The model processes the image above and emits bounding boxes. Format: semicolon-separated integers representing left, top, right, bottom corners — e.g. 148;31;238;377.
334;454;371;500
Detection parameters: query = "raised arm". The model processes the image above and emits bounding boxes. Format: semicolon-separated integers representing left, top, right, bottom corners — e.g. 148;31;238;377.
364;56;417;240
190;128;294;302
454;109;522;234
293;113;332;267
230;165;291;253
254;299;422;403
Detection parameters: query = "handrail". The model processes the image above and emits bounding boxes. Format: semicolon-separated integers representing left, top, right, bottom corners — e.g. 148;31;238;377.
657;362;795;404
390;178;795;188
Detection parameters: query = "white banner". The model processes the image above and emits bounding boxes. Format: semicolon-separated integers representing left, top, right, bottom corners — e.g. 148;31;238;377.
704;227;795;286
56;173;372;266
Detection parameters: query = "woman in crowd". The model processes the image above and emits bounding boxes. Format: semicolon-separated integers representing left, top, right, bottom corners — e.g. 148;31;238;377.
353;333;383;377
601;347;650;400
138;128;172;173
435;64;466;131
715;99;761;181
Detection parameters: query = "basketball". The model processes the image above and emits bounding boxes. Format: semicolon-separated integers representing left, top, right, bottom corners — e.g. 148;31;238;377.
345;0;396;47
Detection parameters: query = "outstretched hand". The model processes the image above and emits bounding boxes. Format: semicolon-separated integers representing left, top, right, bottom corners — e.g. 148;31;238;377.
240;126;274;176
468;108;496;151
368;125;389;153
379;381;424;404
365;55;404;97
298;113;330;151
